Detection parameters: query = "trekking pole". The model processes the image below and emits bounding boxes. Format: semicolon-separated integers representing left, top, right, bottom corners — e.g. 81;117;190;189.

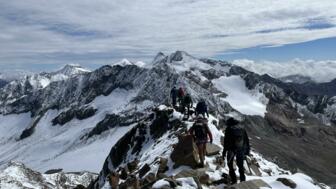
245;158;252;175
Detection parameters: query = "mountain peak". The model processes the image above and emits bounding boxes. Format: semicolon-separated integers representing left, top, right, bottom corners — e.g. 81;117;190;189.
152;52;167;64
169;50;193;62
54;64;90;76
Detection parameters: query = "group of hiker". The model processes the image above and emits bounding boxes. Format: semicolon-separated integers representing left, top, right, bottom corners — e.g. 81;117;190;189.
170;86;209;119
170;86;250;185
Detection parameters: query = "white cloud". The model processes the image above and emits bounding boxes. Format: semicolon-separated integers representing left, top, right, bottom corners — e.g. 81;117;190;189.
1;0;336;66
232;58;336;83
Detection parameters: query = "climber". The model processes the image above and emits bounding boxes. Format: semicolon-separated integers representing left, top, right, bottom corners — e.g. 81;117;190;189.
189;116;213;167
182;93;193;118
177;87;185;106
222;117;250;184
195;99;209;118
170;86;177;107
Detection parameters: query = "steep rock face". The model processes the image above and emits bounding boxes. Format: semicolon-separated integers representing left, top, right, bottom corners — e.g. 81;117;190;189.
91;107;179;189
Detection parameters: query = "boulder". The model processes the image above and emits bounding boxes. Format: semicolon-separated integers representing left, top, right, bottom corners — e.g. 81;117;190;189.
157;157;169;174
164;178;181;188
123;175;139;189
228;179;271;189
175;168;206;179
120;168;128;180
171;135;200;168
276;178;297;188
74;185;86;189
139;164;151;178
214;155;224;166
157;173;168;180
212;173;230;185
206;143;222;156
141;173;157;188
108;172;119;189
199;173;210;184
127;159;139;173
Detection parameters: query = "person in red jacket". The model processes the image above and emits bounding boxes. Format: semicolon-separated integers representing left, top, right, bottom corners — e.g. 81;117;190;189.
177;87;185;106
189;116;213;167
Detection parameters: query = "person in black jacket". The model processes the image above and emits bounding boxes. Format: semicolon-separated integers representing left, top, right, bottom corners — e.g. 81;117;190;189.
222;117;250;184
170;86;177;107
195;99;209;118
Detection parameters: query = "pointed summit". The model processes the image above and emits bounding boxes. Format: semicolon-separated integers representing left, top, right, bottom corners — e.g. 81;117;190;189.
168;50;191;62
54;64;90;76
152;52;167;64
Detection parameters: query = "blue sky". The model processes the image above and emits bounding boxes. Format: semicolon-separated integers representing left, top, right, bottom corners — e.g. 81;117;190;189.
1;0;336;72
218;37;336;61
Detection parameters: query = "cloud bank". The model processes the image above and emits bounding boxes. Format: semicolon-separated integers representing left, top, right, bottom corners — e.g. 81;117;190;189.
232;59;336;83
1;0;336;67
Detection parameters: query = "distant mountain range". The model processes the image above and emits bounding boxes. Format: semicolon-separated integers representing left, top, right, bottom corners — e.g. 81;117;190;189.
0;51;335;188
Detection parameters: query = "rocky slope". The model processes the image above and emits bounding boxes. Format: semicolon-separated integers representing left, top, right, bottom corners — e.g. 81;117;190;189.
89;106;330;189
0;51;335;187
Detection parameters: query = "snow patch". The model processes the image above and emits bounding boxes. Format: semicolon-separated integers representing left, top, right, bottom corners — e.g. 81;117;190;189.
213;75;268;117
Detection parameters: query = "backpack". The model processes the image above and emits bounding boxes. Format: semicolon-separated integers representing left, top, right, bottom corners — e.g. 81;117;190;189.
193;122;207;140
230;125;244;149
184;95;192;104
196;101;206;113
178;88;184;98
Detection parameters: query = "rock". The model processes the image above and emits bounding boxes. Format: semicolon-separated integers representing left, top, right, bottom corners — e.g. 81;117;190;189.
192;177;203;189
220;136;225;145
127;159;139;173
157;173;168;180
124;175;140;189
74;185;86;189
212;120;218;127
249;164;262;176
276;178;297;188
171;135;200;168
164;178;181;188
228;179;271;189
44;168;63;174
206;143;222;156
139;164;151;178
212;173;231;185
120;168;128;180
175;168;206;179
143;172;157;185
75;106;97;120
214;155;224;166
199;173;210;184
108;172;120;189
157;157;169;174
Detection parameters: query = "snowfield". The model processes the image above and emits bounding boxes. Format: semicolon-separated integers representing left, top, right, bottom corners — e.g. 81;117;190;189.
213;75;268;117
0;88;153;173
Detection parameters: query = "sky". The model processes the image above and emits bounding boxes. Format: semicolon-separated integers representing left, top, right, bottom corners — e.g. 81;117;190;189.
1;0;336;72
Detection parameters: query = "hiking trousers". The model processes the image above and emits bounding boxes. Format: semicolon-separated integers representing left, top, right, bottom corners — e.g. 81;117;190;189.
172;96;177;107
227;150;245;183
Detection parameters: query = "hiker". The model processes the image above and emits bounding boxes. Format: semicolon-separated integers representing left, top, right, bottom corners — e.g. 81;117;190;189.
182;93;193;118
222;118;250;184
195;99;209;118
177;87;185;106
189;116;213;167
170;86;177;107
